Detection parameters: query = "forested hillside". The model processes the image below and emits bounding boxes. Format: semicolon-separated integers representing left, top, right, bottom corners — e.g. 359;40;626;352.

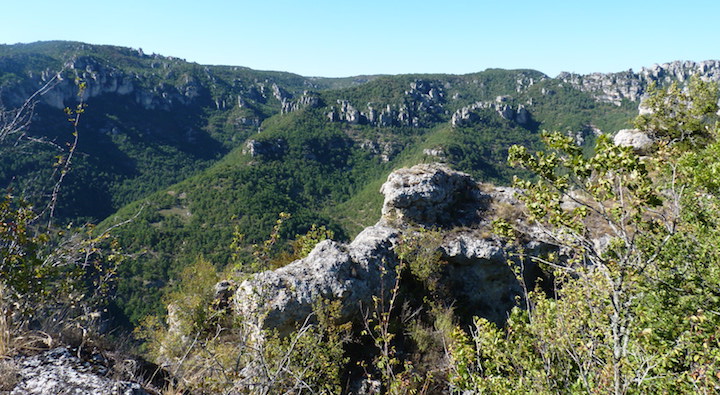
0;41;365;223
2;42;715;324
4;41;720;394
100;68;639;322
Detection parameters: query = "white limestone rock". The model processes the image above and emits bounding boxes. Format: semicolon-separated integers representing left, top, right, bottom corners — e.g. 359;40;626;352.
379;163;485;226
234;225;400;335
9;348;147;395
613;128;654;153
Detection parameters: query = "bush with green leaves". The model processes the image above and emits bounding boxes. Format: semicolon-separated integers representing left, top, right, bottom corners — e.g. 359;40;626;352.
137;222;352;393
635;76;719;148
0;194;51;298
447;78;720;394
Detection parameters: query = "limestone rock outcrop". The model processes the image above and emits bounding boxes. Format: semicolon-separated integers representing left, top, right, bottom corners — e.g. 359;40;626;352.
2;45;310;120
358;138;400;162
24;55;207;112
451;96;532;127
379;163;486;226
242;138;288;158
558;70;644;105
326;79;445;128
234;225;400;335
559;60;720;105
281;91;322;114
440;230;522;322
231;163;551;335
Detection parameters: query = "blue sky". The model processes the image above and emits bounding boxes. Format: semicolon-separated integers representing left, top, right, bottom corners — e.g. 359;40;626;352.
2;0;718;77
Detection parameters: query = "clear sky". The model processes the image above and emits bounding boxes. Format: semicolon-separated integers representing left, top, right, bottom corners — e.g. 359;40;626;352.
2;0;718;78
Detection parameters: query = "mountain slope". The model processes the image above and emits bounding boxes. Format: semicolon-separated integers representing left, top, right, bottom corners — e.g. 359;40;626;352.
0;41;367;223
4;41;720;324
101;70;640;323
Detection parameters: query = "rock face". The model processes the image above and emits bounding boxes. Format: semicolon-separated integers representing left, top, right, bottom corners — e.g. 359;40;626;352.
559;60;720;105
242;138;288;158
326;79;445;128
281;91;322;114
8;348;147;395
232;163;549;335
21;55;209;112
358;138;400;162
440;230;522;321
234;225;400;335
423;147;445;159
558;70;644;105
1;43;314;120
451;96;532;127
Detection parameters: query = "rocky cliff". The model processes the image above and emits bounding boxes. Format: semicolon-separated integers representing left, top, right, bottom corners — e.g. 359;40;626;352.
0;42;329;223
326;80;446;128
5;55;307;114
559;60;720;105
324;61;720;132
450;96;532;127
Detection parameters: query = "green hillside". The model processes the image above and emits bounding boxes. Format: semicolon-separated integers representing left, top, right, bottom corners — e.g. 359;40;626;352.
0;41;363;223
1;42;642;324
100;73;638;323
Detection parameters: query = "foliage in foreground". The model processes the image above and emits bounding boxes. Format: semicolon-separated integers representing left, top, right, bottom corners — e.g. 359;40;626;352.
137;226;455;394
448;78;720;394
0;81;129;361
137;253;350;394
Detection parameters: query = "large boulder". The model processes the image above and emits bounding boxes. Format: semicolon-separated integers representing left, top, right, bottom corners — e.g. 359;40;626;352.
613;128;654;153
234;224;399;335
379;163;486;226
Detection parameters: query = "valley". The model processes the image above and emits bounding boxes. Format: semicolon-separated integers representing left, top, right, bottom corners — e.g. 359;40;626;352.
2;41;720;393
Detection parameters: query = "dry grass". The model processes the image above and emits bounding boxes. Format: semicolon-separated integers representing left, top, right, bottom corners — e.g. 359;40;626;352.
0;288;21;391
0;285;72;359
490;201;525;223
0;359;20;391
0;284;10;358
161;382;185;395
0;313;9;358
478;181;497;193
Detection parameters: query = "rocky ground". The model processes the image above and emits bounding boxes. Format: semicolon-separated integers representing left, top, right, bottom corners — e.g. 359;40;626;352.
2;347;150;394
